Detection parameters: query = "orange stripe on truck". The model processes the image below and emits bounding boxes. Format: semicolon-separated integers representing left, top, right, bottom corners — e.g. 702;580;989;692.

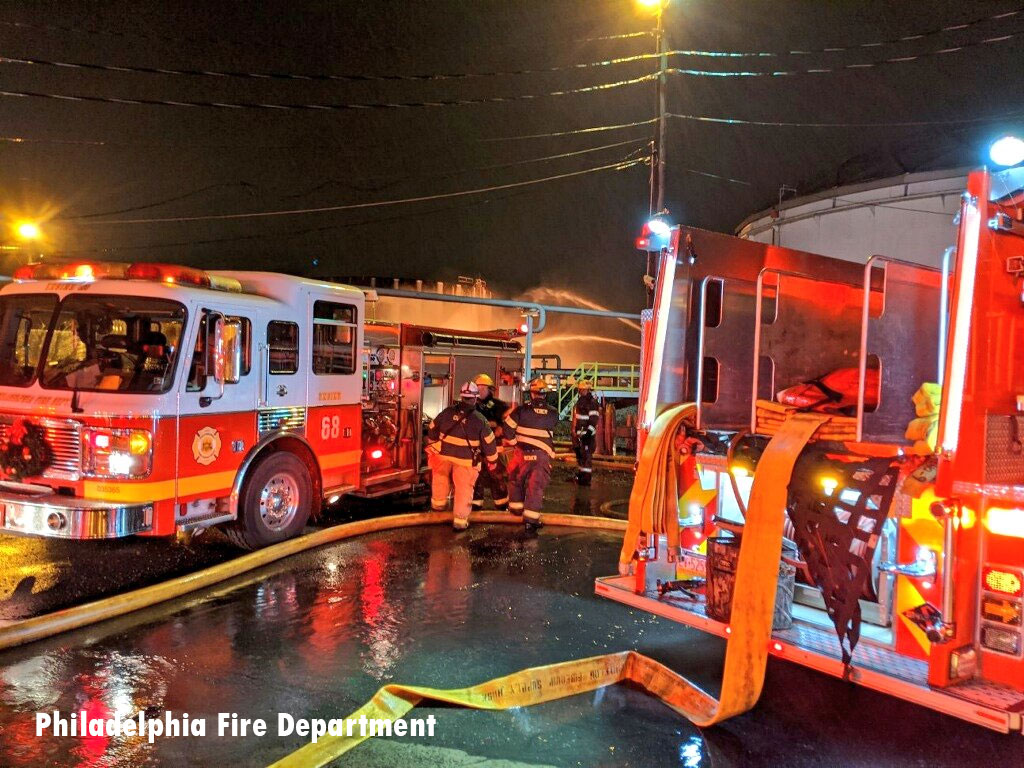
84;450;361;502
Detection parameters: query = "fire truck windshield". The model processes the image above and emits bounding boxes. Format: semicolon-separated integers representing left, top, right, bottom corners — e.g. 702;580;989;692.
0;293;187;393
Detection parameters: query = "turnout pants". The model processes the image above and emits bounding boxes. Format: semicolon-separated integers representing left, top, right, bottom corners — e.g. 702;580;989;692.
473;450;509;509
507;447;552;523
574;433;596;484
429;452;481;529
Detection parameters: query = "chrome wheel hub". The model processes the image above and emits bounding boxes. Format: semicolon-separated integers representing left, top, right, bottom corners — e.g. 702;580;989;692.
259;472;300;531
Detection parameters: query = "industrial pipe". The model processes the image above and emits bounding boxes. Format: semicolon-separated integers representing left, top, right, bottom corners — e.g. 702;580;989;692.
371;287;642;390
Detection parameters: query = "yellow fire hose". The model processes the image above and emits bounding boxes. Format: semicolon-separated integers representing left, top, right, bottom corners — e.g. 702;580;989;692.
270;407;829;767
0;511;625;652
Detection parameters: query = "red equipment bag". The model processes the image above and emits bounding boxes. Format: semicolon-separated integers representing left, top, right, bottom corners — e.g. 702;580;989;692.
777;368;879;414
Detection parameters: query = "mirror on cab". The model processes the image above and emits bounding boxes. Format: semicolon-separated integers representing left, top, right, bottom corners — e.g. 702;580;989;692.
209;315;243;388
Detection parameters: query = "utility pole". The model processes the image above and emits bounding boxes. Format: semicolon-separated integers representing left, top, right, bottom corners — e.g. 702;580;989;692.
654;3;668;213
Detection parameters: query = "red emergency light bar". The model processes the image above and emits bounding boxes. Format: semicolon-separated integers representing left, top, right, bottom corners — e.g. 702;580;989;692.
12;261;241;291
125;262;209;287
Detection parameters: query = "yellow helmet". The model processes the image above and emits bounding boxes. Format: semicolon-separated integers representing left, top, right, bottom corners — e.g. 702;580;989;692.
473;373;495;387
577;379;593;391
528;377;547;393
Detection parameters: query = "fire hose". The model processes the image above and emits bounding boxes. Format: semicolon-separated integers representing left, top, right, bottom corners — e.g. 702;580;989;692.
270;406;829;767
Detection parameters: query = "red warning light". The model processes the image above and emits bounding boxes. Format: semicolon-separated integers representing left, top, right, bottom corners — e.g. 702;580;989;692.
369;448;384;460
518;322;530;334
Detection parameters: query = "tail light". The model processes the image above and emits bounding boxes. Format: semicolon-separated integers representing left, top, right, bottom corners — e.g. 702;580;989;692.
83;428;153;478
983;566;1023;598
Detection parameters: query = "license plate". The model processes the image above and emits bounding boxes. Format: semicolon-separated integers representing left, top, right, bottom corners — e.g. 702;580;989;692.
679;552;706;576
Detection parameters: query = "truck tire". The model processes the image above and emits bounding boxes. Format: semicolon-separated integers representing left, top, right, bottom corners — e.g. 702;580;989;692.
223;451;313;550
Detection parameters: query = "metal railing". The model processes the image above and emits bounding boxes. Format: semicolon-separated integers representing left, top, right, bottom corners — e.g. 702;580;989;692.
556;362;640;418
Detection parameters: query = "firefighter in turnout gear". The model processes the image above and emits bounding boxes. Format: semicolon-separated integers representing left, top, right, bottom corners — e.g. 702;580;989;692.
572;379;600;486
503;377;558;529
426;381;499;530
472;373;510;510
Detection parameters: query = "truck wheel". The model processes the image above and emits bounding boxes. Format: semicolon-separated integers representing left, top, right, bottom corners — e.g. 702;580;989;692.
224;451;313;550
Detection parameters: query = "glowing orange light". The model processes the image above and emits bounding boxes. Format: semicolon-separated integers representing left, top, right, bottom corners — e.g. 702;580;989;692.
15;221;41;241
983;567;1023;597
985;507;1024;539
370;448;384;460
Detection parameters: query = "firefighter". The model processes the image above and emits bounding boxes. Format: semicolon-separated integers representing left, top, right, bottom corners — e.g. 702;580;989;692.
426;381;499;531
504;377;558;529
572;379;600;485
472;373;510;510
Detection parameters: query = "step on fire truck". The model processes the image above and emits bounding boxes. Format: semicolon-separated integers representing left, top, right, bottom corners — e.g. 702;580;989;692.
597;168;1024;732
0;265;521;547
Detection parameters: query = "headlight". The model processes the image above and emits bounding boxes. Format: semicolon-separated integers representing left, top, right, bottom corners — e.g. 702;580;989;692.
83;428;153;478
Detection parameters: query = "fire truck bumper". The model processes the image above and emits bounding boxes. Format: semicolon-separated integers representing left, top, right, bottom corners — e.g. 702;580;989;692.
0;489;154;539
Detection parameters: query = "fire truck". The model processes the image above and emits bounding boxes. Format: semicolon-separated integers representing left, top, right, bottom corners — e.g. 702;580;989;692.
597;168;1024;732
0;264;521;547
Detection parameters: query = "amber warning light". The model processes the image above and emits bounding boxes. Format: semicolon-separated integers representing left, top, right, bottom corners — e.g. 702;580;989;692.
982;566;1023;597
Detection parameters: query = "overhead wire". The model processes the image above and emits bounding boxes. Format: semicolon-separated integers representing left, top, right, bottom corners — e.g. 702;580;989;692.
281;136;650;199
70;157;646;225
62;137;650;219
667;109;1024;128
0;73;655;112
4;16;1023;84
65;182;259;219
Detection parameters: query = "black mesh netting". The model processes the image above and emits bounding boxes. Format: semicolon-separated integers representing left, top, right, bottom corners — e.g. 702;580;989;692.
787;451;900;666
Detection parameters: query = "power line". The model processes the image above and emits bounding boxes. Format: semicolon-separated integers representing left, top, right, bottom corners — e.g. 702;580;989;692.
667;109;1024;128
7;19;1019;88
65;182;259;219
63;187;545;253
663;26;1024;77
62;138;649;219
0;73;654;112
781;6;1023;56
70;157;646;225
484;118;659;141
0;50;667;82
282;137;650;199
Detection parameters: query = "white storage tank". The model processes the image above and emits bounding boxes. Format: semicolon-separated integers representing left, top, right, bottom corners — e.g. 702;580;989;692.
735;168;968;268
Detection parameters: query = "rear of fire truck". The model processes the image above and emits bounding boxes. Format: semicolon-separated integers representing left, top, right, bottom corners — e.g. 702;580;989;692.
598;167;1024;732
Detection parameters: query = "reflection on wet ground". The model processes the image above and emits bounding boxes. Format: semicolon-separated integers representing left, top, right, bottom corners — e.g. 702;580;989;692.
0;468;1013;767
0;466;630;622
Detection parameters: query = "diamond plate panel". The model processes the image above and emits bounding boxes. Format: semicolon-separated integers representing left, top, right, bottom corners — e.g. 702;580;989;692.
985;414;1024;484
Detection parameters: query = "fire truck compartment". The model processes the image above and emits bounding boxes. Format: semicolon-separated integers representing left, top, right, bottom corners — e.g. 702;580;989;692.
662;227;946;443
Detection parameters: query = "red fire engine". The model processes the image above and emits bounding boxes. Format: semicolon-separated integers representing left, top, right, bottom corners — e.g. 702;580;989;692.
598;168;1024;732
0;264;520;547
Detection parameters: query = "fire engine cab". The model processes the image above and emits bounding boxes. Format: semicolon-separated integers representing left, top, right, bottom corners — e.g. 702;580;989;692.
0;264;520;548
598;168;1024;732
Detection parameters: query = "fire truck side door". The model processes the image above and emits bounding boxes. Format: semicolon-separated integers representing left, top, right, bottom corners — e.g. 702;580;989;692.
179;308;259;505
261;317;306;411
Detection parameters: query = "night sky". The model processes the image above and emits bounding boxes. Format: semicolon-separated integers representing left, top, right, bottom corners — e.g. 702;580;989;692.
1;0;1022;314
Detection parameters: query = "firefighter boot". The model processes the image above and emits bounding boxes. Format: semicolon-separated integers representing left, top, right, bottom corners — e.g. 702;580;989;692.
576;469;592;486
523;509;543;531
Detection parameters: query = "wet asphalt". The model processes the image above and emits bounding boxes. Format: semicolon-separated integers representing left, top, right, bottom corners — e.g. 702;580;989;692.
0;467;1015;767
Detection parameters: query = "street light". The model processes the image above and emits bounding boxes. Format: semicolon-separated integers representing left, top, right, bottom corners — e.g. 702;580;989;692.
14;221;41;241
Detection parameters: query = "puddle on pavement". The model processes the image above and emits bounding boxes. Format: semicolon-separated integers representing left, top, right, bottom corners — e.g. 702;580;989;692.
0;524;712;767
